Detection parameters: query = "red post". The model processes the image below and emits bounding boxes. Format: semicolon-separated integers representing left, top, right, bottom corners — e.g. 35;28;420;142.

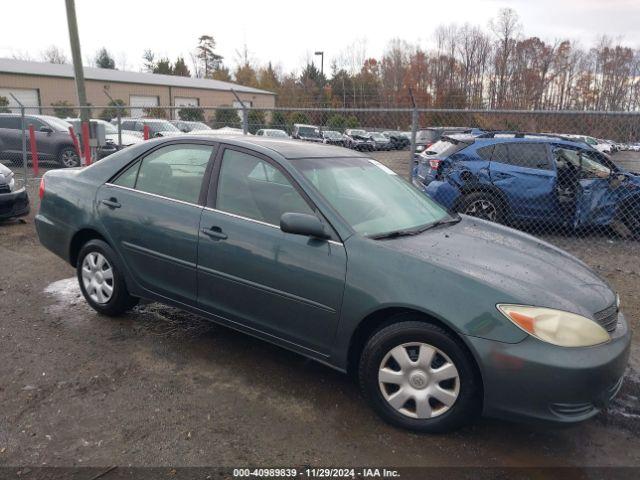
69;126;82;159
143;124;150;140
81;121;91;166
28;124;39;177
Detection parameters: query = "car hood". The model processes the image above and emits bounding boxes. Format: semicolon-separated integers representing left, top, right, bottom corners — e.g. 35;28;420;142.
380;216;616;318
106;133;143;146
0;163;11;176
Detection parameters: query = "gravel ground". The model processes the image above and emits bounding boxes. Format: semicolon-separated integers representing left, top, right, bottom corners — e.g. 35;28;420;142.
0;151;639;469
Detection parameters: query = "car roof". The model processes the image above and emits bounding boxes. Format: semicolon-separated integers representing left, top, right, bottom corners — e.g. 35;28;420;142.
188;135;368;159
468;135;592;149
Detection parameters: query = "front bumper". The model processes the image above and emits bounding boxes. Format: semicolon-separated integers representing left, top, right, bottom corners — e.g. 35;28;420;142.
0;186;30;220
466;312;632;424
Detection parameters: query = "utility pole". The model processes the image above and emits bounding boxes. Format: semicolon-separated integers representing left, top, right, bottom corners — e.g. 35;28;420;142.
65;0;89;123
314;51;324;77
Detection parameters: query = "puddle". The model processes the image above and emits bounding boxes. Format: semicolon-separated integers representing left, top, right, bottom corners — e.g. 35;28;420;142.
43;276;84;316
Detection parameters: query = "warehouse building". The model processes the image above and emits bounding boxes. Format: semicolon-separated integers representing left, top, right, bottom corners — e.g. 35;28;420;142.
0;58;275;117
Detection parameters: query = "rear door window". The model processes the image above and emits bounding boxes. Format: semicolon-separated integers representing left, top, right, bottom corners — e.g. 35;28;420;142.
491;143;550;170
113;144;215;204
476;145;494;161
506;143;551;170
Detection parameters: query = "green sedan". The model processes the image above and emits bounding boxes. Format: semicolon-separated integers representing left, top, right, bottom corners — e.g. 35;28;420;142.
36;136;631;432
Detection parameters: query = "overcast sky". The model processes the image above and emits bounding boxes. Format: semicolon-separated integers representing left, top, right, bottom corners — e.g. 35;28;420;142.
2;0;639;75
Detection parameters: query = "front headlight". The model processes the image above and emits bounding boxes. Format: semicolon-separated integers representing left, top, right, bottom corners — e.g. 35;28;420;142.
5;172;15;192
497;304;610;347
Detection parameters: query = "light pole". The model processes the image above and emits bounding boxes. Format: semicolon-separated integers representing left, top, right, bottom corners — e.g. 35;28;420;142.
314;51;324;77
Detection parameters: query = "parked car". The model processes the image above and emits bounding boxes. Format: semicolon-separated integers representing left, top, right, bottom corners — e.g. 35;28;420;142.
562;134;612;154
414;132;640;236
368;132;393;151
0;163;29;220
170;120;212;133
415;127;479;154
187;127;251;137
291;124;323;143
0;114;80;167
256;129;290;139
36;136;630;432
113;118;182;138
66;118;143;159
382;131;410;150
321;130;345;146
344;129;375;151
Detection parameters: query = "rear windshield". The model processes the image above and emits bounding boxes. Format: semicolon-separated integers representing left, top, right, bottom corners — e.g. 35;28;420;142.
423;139;467;157
416;130;439;142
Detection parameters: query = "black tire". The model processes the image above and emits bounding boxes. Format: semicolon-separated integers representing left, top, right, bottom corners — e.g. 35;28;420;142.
359;320;481;433
76;239;138;316
457;191;505;223
58;146;81;168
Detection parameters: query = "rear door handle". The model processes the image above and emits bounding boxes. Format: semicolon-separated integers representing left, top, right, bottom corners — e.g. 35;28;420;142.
201;226;228;240
101;198;121;209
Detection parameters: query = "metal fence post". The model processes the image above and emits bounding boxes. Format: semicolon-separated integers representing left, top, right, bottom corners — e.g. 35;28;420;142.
409;90;419;180
117;107;122;148
242;108;248;135
9;94;28;188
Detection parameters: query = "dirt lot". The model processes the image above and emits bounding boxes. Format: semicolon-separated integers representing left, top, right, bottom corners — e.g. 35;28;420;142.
0;152;639;469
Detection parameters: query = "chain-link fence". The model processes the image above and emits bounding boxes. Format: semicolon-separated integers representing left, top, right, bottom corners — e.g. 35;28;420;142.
2;104;639;248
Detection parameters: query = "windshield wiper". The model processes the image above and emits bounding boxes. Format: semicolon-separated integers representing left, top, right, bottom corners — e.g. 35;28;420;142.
369;216;461;240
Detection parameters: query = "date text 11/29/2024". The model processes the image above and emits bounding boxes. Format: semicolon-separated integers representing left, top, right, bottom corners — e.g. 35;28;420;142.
232;468;400;478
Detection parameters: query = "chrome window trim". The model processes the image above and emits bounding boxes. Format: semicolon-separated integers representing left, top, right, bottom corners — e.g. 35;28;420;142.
104;183;201;208
103;183;343;246
204;207;344;246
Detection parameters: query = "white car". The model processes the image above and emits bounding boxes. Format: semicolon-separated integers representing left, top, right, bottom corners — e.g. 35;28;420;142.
563;134;612;154
255;128;290;138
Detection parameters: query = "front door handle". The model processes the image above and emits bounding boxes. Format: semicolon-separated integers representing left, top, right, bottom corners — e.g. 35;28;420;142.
101;198;121;209
201;226;228;240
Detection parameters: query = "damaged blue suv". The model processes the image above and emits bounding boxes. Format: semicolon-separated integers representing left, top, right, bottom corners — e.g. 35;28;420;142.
414;132;640;236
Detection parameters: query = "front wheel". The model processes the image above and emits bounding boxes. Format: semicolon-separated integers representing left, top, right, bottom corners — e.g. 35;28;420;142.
77;239;138;316
58;146;81;168
359;321;481;433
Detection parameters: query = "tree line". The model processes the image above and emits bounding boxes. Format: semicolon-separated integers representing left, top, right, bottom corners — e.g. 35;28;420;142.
22;8;640;112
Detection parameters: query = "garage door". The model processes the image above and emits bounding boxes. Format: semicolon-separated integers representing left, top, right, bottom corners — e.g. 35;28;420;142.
130;95;159;118
0;88;40;114
174;97;199;120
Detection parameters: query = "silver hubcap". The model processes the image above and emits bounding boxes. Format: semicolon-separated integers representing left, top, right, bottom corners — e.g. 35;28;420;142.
378;342;460;419
81;252;114;304
62;149;79;167
465;199;497;221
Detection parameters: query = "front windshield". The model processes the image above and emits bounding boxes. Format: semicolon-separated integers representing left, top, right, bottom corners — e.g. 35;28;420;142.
148;121;181;133
324;131;341;138
189;122;211;131
349;130;366;136
371;133;385;140
41;116;72;132
293;157;450;237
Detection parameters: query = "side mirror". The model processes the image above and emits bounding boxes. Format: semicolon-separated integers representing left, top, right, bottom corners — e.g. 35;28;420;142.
39;126;53;134
280;212;330;239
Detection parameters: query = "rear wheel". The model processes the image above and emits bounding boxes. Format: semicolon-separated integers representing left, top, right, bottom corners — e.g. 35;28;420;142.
458;192;504;223
58;146;80;168
359;320;481;432
77;239;138;316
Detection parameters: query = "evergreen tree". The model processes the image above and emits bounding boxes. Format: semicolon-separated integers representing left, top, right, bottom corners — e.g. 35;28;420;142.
95;48;116;69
